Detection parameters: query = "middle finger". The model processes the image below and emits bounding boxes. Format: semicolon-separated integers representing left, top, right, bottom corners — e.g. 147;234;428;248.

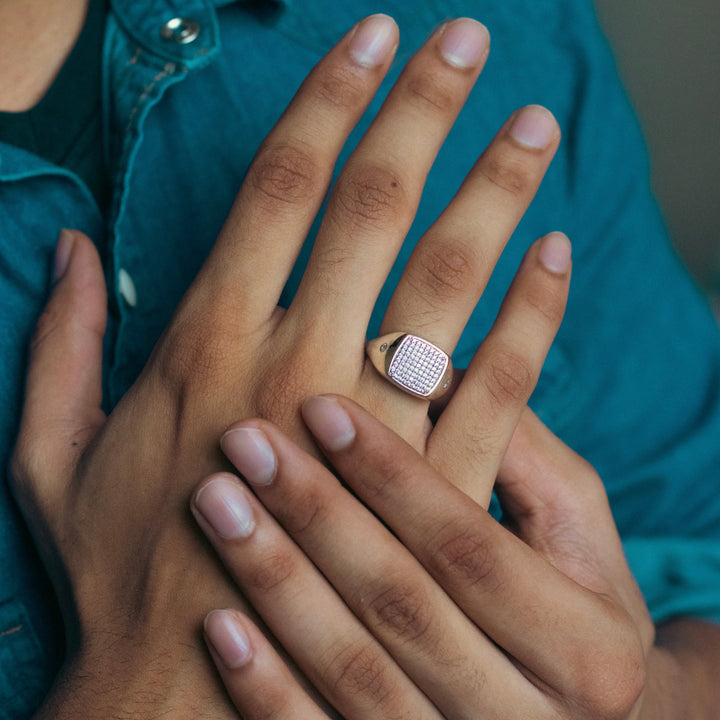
288;19;490;341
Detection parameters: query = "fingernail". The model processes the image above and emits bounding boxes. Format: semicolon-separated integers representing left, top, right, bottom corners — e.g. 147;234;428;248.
302;396;356;452
510;105;557;149
221;428;276;486
205;610;252;669
539;232;572;273
53;229;75;282
439;18;490;69
349;14;398;68
194;475;255;539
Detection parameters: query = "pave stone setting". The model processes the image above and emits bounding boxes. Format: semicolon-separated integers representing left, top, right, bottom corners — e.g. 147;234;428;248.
387;335;449;397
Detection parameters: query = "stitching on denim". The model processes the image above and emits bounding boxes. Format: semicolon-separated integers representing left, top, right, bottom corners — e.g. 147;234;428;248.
124;62;177;136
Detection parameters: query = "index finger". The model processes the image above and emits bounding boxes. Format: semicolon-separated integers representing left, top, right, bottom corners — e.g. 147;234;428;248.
189;15;399;316
301;395;641;698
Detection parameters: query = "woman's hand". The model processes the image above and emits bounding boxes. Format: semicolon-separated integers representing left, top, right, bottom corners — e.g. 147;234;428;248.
193;394;655;720
10;14;564;718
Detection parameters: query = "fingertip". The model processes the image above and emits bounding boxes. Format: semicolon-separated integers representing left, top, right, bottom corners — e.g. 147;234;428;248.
301;395;356;452
509;104;560;150
348;14;399;69
204;609;253;669
52;228;101;281
538;232;572;274
437;18;490;70
53;229;76;282
192;473;256;540
220;427;277;487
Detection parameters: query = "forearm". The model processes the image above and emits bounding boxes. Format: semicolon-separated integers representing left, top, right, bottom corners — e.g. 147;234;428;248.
642;619;720;719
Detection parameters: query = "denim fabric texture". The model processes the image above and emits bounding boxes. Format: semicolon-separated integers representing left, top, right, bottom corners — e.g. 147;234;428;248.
2;0;720;715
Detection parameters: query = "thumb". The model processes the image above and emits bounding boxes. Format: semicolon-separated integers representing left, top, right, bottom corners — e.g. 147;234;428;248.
497;409;653;639
11;229;108;505
496;408;625;590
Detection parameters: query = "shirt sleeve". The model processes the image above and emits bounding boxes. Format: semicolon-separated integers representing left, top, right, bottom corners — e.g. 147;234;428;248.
538;1;720;624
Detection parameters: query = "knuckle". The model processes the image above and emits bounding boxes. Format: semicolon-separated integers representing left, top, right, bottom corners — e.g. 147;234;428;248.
252;357;313;429
366;582;432;643
274;486;329;537
408;241;477;303
332;163;409;231
322;642;395;706
483;345;534;407
455;421;505;467
29;302;63;354
245;550;296;593
572;658;645;720
522;280;566;328
429;522;501;591
235;691;291;720
307;241;360;283
403;72;456;114
8;440;39;502
249;143;320;210
566;610;646;720
314;64;368;111
153;312;236;395
479;149;534;196
351;445;421;500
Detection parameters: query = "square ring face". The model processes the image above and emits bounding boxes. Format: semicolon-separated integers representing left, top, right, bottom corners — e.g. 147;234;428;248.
387;335;449;397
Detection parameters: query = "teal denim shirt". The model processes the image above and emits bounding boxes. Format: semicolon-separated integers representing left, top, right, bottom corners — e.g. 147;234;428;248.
2;0;720;715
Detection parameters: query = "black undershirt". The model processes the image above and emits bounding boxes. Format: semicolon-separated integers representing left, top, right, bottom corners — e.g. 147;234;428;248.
0;0;110;213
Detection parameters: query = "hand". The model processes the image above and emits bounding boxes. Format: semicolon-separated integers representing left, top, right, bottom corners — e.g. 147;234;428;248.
193;396;656;719
10;14;563;718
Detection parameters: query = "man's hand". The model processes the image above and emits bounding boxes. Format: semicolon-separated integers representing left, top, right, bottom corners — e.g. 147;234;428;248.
190;395;656;719
9;14;565;718
197;384;720;719
191;232;572;718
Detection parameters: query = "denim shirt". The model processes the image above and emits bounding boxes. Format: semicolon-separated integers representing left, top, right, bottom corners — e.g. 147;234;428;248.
2;0;720;715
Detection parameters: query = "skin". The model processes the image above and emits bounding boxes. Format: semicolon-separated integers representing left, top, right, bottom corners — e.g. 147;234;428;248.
4;6;720;719
10;14;562;718
194;398;647;719
195;396;720;719
0;0;89;111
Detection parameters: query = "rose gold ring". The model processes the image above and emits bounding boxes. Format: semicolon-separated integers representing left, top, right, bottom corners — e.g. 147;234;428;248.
366;332;453;400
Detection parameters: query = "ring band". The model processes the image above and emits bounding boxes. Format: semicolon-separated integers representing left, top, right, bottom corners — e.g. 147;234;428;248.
366;332;453;399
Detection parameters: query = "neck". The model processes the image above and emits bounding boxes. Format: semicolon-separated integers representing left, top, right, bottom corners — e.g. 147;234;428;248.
0;0;90;112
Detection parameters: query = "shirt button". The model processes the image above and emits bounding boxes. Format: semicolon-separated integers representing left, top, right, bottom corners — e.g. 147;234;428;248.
160;17;200;44
118;268;138;308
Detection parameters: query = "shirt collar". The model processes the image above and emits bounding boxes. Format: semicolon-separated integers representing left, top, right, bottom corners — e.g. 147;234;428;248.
108;0;288;67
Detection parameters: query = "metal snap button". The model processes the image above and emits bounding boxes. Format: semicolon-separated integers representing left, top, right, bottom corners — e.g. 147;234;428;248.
160;17;200;44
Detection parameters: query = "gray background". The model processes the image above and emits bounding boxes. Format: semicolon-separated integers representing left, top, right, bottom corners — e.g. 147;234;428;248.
593;0;720;295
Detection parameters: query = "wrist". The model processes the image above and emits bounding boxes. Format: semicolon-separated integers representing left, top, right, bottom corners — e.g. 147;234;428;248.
34;634;236;720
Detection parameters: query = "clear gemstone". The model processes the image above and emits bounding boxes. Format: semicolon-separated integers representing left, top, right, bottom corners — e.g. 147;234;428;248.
387;336;448;396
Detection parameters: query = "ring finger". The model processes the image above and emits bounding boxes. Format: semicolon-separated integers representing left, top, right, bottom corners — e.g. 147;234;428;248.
379;104;561;356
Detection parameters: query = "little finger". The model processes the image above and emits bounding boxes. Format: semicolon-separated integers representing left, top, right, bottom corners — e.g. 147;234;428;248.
204;609;332;719
426;232;571;505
